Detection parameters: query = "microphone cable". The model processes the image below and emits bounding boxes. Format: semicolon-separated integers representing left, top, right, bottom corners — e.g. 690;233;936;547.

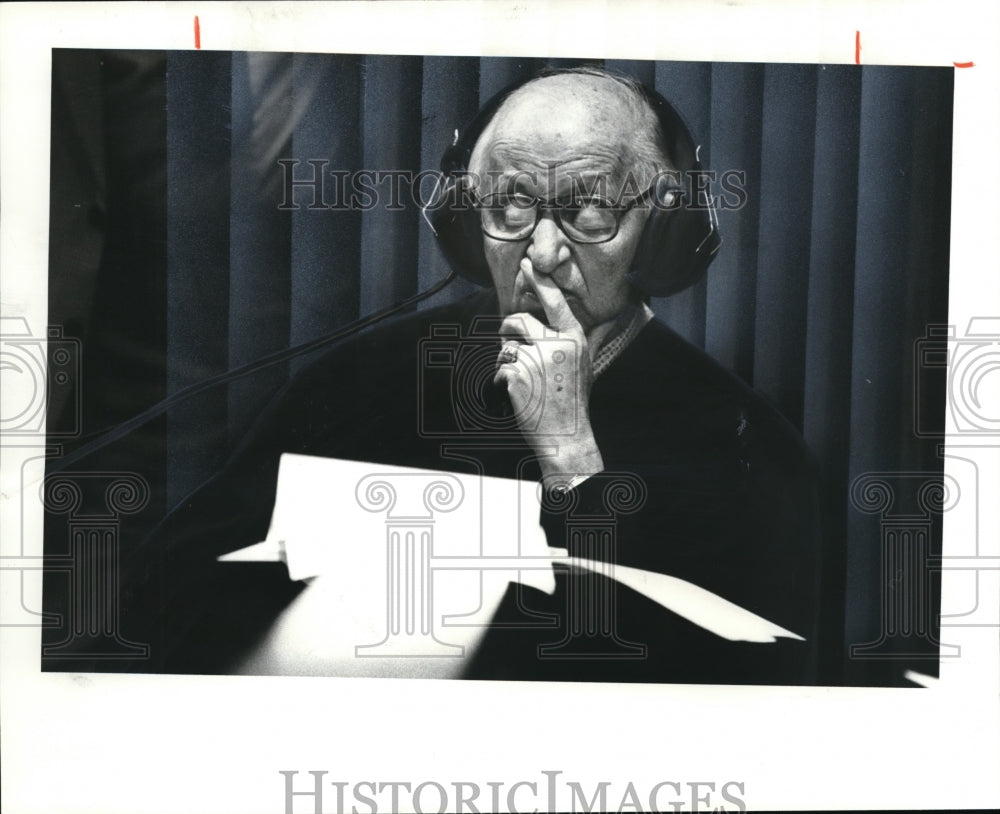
48;269;459;474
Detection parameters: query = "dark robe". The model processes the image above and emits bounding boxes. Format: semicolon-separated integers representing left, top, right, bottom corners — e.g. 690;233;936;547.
117;288;822;684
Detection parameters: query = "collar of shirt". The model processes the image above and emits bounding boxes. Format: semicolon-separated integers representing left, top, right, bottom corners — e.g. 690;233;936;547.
591;301;654;379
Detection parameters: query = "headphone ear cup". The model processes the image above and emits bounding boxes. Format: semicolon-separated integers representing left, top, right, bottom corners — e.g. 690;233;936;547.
439;142;467;179
626;87;722;297
628;177;721;297
427;180;493;287
428;90;517;288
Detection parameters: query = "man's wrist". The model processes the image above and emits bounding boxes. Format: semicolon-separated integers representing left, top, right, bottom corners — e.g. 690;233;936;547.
539;434;603;491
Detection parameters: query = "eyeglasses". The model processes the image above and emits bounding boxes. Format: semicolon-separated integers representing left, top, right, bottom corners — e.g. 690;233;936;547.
475;184;664;244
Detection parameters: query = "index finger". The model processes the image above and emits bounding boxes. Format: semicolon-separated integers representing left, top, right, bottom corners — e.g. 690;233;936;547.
520;258;581;334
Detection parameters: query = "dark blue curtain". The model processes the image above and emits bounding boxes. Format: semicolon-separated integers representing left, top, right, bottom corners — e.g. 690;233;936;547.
47;51;953;685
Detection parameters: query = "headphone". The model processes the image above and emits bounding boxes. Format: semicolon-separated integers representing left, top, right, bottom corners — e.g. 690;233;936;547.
425;69;721;298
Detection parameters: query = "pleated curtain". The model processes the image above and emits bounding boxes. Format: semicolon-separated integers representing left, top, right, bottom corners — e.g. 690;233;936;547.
50;51;954;683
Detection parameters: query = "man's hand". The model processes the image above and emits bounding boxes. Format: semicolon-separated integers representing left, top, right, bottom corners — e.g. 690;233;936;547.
494;259;604;487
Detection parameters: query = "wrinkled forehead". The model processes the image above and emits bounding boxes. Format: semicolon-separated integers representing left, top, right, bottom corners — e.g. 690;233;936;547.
469;77;650;195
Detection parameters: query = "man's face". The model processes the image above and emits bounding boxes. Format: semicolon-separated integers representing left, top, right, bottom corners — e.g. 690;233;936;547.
469;78;655;334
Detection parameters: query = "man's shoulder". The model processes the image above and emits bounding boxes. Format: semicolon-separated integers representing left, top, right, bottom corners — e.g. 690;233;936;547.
371;287;498;341
605;316;812;463
617;317;751;398
283;288;497;389
223;288;500;466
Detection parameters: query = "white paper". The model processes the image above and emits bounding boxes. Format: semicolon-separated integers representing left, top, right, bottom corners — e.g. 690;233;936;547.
222;454;803;678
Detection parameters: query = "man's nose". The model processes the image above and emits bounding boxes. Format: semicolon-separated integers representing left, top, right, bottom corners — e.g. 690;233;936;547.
526;212;570;275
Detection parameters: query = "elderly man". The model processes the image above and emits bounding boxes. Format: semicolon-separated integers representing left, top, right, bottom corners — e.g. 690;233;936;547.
469;71;660;493
122;68;822;683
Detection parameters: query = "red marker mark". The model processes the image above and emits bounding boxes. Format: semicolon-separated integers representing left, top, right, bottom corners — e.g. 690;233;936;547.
953;61;975;68
855;30;861;64
194;15;201;49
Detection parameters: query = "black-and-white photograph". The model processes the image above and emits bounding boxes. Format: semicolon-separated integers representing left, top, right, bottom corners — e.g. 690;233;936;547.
3;4;998;813
41;50;953;686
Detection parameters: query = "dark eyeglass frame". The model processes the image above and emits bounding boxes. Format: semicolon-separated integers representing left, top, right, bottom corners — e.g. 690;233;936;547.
474;182;671;244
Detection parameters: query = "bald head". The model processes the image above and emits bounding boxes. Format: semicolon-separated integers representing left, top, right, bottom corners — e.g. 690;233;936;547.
468;70;670;186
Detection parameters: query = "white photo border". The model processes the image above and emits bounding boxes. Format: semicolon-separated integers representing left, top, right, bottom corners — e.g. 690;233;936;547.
2;2;998;812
